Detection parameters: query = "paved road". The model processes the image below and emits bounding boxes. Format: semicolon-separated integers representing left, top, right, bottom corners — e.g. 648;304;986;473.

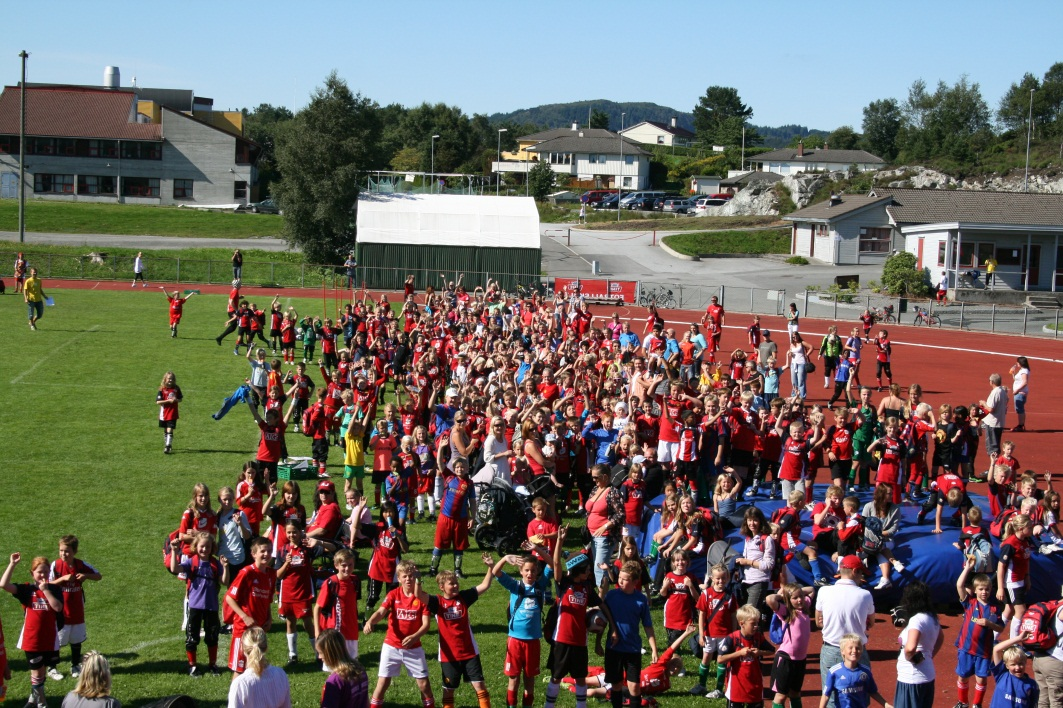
0;231;292;251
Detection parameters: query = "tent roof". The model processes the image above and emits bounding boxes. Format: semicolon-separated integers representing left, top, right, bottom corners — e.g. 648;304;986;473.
356;193;540;249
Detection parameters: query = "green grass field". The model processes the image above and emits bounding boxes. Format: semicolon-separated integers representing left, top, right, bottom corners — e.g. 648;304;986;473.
0;200;284;238
662;229;791;256
0;288;720;708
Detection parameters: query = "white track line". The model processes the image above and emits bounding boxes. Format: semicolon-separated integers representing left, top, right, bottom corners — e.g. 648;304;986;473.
10;325;101;384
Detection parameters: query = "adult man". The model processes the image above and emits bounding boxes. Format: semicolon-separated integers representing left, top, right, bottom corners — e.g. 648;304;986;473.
979;373;1009;464
757;329;778;366
702;294;725;330
344;253;357;289
23;266;46;330
984;256;998;289
132;251;147;287
815;555;875;708
1031;602;1063;707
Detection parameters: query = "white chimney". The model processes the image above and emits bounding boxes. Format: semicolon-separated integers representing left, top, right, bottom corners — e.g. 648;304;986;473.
572;122;579;131
670;116;677;129
104;66;120;89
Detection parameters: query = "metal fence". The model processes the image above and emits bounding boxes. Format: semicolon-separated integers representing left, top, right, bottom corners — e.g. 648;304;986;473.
637;279;1063;339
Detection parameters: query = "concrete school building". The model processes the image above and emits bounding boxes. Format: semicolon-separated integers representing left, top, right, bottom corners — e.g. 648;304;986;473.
785;187;1063;293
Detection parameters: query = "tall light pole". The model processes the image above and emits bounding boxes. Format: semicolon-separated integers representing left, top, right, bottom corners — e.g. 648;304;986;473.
430;134;440;193
1024;87;1035;193
618;112;625;223
496;128;507;196
18;50;28;243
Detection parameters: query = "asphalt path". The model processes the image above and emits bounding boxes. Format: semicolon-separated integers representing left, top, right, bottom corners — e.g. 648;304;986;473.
0;231;292;251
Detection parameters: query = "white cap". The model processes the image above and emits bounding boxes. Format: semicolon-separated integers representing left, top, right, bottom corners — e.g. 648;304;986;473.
445;388;459;398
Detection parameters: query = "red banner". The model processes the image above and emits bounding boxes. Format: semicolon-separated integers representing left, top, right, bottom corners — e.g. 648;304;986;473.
554;277;638;303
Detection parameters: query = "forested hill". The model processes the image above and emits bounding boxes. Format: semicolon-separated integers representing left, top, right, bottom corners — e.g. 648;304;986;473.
489;100;828;147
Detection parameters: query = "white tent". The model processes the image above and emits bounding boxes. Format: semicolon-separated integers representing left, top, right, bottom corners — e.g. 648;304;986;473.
356;193;539;248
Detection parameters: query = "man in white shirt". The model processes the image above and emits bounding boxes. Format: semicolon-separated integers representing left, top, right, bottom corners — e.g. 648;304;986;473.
132;251;146;287
815;555;875;708
979;373;1009;464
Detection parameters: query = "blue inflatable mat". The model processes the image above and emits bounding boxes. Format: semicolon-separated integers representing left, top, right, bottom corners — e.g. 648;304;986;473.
642;485;1063;606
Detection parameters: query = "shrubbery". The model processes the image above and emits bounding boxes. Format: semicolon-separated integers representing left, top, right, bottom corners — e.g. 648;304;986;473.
881;251;929;296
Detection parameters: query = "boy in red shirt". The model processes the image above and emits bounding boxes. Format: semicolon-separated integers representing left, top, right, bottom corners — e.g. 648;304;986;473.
276;518;335;665
161;287;196;338
314;549;362;663
362;560;435;708
718;604;774;706
224;537;277;673
248;397;296;483
415;553;496;708
565;627;697;700
526;498;559;563
620;465;647;547
306;389;331;478
690;563;738;697
659;550;699;667
365;502;409;611
48;535;102;679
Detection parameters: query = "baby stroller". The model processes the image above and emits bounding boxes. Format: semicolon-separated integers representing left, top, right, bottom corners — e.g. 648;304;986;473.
474;477;534;554
959;269;983;288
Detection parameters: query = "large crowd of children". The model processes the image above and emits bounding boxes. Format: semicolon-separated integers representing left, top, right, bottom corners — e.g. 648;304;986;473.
2;274;1058;708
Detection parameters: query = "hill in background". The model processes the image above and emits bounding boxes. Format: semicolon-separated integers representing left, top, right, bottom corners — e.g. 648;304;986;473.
489;99;829;148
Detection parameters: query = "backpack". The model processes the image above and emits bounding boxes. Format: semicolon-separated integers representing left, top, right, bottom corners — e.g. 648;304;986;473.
967;530;997;574
770;506;801;536
698;508;724;547
769;611;793;646
302;404;317;437
162;529;181;570
861;516;886;555
1020;600;1063;651
990;508;1018;540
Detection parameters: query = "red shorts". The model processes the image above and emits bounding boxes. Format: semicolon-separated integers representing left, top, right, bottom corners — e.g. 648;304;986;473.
229;632;247;673
433;514;469;551
170;313;182;326
324;408;340;431
504;636;541;678
279;600;312;620
417;472;434;495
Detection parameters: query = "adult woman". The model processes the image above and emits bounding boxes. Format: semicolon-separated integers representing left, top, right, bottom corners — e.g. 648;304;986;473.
786;333;812;399
877;384;906;422
861;484;906;590
61;651;120;708
1011;356;1030;432
307;480;342;542
585;463;624;586
522;418;557;516
904;383;934;425
228;627;291;708
785;302;800;335
735;507;775;627
232;249;243;280
893;580;943;708
479;416;513;483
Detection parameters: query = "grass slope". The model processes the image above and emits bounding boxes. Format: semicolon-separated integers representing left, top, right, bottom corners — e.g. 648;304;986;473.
0;289;713;708
662;228;791;256
0;200;284;238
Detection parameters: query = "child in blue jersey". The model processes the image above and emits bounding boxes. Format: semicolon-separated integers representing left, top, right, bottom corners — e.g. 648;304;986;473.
429;457;475;578
990;631;1039;708
820;634;892;708
493;553;554;708
603;561;658;708
955;558;1005;708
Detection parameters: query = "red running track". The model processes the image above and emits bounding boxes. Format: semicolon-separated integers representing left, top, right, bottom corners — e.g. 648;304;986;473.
40;279;1063;704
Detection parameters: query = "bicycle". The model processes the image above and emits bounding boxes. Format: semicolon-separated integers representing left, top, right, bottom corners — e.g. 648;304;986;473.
638;287;677;309
912;306;940;326
869;304;896;324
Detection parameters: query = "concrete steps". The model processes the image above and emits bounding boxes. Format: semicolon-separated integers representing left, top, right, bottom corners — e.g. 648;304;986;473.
1026;295;1062;309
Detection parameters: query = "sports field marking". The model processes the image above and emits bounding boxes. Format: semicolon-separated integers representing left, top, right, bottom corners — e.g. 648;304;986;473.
10;324;101;384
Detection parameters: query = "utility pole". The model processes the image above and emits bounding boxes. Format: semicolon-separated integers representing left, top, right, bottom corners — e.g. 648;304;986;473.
18;50;28;243
1024;87;1035;193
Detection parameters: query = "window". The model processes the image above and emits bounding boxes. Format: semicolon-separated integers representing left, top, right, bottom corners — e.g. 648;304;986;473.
815;224;829;237
657;136;665;144
622;176;632;188
588;154;600;164
957;241;995;268
234;181;247;199
121;142;163;160
0;135;18;154
29;137;55;155
625;154;634;165
937;240;946;267
173;179;194;199
548;152;571;165
996;246;1023;267
235;143;251;164
34;174;74;194
57;138;77;156
122;177;160;197
77;175;116;195
82;139;118;158
858;227;892;253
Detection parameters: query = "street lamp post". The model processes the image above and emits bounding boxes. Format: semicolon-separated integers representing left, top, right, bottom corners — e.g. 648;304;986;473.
1024;88;1035;193
431;134;440;193
618;112;625;223
496;128;507;196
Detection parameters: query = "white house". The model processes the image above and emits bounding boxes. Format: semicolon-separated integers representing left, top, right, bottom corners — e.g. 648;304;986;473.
619;118;695;147
690;175;722;195
785;188;1063;292
492;127;650;190
749;141;885;176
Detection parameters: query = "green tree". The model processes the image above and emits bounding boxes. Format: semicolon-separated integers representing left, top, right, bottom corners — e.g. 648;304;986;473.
273;72;383;264
590;109;610;129
881;251;929;296
827;125;860;150
692;86;761;147
786;132;828;149
898;76;991;166
242;103;294;196
861;98;901;160
390;146;423;171
527;160;555;201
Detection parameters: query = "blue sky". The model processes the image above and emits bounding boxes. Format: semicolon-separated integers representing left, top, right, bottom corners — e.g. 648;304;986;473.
8;1;1062;131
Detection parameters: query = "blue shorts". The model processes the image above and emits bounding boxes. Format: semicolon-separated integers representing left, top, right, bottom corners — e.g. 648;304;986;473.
27;300;43;320
790;541;809;555
956;650;991;679
393;503;408;520
1014;393;1027;416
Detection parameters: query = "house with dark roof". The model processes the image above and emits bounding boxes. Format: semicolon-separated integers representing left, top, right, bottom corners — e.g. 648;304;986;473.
749;141;885;176
619;118;694;147
492;124;651;189
785;188;1063;292
0;83;259;206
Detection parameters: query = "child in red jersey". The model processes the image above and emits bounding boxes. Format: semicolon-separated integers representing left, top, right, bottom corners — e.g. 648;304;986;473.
157;371;183;454
415;554;495;708
161;287;196;338
867;417;904;504
873;329;892;391
997;514;1034;638
362;560;435;708
315;549;363;663
365;502;409;612
859;309;874;342
224;537;277;673
266;480;306;563
277;517;335;665
235;461;271;537
659;550;699;666
811;485;846;557
306;389;331;478
169;531;230;677
179;483;218;558
2;553;63;706
690;563;739;697
772;490;829;587
526;497;559;561
369;420;398;509
619;464;647;547
955;558;1005;708
916;472;971;533
280;309;298;363
249;390;296;484
48;535;102;679
718;603;774;706
567;626;696;700
826;407;855;489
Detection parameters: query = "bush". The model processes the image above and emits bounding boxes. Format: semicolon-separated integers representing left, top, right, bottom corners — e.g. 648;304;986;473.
881;251;930;296
786;255;809;265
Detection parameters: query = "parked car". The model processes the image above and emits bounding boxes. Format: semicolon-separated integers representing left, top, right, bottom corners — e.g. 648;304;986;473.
627;196;658;211
581;189;617;205
662;197;695;214
596;193;620;209
653;194;682;211
618;190;665;209
247;197;280;214
693;197;729;216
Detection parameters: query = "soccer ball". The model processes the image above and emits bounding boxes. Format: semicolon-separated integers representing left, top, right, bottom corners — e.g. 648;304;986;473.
296;327;304;338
